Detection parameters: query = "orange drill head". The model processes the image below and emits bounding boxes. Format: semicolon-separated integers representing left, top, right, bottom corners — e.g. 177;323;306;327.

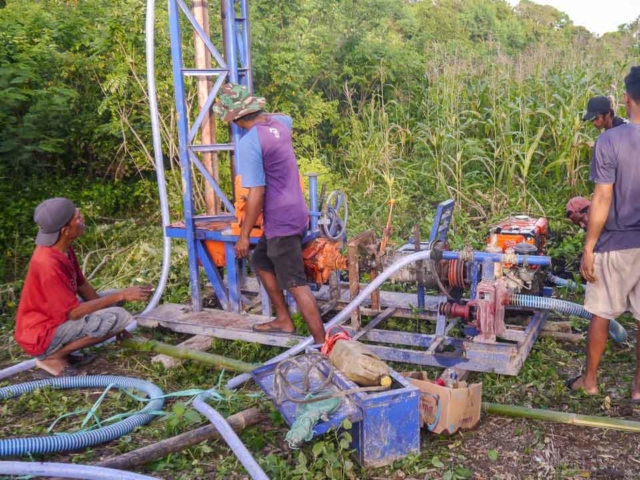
302;238;348;285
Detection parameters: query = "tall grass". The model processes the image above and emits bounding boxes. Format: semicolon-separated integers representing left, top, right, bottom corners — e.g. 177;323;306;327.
331;42;635;239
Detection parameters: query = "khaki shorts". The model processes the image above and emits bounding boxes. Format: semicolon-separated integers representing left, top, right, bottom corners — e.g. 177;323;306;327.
584;248;640;321
39;307;133;359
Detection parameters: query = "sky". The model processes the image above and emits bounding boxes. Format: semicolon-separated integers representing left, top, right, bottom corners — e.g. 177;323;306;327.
505;0;640;35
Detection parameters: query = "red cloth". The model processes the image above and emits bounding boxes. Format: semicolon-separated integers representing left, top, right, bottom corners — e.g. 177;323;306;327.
15;246;86;356
320;326;351;356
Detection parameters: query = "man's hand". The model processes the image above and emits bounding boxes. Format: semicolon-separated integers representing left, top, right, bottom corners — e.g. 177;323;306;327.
121;285;154;302
235;235;250;259
580;248;597;283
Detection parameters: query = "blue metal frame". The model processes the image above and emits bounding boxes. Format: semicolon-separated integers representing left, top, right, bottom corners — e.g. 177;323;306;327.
342;310;549;376
169;0;203;311
167;0;326;312
429;199;454;244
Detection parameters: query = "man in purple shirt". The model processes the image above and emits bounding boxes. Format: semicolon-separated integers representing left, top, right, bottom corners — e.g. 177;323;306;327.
568;67;640;399
214;83;325;344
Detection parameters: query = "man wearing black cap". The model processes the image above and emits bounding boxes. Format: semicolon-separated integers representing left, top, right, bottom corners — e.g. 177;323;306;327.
568;67;640;399
583;96;627;131
14;197;153;377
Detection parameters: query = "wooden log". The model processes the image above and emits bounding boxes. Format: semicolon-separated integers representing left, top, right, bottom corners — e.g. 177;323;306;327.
121;338;257;373
541;321;573;333
192;0;219;214
152;335;213;368
98;408;261;471
539;330;584;343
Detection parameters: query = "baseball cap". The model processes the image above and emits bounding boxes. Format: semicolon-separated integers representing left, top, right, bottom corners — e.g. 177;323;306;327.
212;83;266;122
565;196;590;217
34;197;76;247
582;96;612;121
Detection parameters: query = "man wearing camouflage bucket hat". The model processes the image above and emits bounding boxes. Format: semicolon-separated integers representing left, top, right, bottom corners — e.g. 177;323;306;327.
213;83;325;344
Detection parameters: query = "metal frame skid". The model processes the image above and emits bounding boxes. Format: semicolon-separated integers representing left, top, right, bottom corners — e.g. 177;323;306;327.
165;0;553;377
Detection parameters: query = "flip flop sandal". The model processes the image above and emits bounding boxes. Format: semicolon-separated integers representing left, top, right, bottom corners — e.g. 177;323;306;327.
252;324;295;335
68;352;97;367
32;366;83;380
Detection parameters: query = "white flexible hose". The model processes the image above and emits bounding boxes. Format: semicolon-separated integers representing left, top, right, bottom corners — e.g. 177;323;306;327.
142;0;171;314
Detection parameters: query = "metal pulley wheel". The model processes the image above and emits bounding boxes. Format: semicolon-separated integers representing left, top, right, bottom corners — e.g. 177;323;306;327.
319;190;348;240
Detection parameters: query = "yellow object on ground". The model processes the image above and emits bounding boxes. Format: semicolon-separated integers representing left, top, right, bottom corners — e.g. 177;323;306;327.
329;340;392;387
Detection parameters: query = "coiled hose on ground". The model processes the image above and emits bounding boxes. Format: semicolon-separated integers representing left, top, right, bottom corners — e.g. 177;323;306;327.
510;294;628;343
0;375;164;456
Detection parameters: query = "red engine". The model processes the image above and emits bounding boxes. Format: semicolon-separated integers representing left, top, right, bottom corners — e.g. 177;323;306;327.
487;215;548;255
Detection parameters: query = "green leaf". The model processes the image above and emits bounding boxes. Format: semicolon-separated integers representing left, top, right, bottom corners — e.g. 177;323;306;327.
312;441;325;457
443;471;453;480
297;451;307;468
487;449;499;461
172;402;186;416
183;409;201;424
342;418;352;430
431;456;444;468
455;467;474;478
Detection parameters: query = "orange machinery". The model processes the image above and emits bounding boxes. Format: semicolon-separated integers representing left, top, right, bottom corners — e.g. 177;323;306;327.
486;214;548;255
205;175;346;286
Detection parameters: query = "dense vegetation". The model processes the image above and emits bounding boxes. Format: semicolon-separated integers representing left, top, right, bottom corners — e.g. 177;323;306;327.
2;1;640;478
1;0;639;286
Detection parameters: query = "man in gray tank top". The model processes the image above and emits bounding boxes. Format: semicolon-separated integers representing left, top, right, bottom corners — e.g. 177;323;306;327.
568;67;640;399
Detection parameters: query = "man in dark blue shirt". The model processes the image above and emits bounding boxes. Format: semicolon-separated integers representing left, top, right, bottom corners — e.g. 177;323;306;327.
569;68;640;399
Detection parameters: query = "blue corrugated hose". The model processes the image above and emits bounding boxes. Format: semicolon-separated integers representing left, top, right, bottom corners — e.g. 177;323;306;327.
0;376;164;457
547;273;585;291
510;294;628;343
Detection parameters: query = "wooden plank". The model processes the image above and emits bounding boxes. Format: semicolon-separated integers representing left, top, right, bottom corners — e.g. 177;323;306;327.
135;303;304;347
136;302;188;323
336;305;437;321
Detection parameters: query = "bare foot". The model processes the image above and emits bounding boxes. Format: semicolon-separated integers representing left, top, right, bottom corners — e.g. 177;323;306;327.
631;380;640;401
253;317;295;334
569;375;599;395
36;358;70;377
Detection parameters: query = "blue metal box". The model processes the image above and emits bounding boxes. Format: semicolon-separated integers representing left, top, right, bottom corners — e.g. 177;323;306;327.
252;354;421;467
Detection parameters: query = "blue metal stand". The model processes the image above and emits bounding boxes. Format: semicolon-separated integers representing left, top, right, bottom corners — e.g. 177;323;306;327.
168;0;252;311
167;1;324;312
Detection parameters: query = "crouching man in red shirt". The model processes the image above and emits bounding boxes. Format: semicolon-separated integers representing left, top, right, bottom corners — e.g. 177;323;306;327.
15;198;152;377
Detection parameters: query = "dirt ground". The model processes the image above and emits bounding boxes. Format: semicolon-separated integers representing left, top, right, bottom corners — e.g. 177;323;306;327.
2;322;640;480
